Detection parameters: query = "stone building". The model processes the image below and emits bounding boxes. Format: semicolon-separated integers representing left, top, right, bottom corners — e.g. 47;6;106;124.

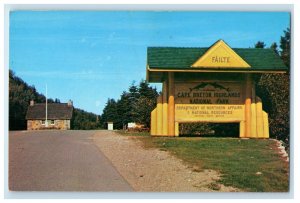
26;100;73;130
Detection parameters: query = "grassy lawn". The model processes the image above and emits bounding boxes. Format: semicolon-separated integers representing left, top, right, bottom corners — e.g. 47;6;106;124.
116;130;150;137
116;131;289;192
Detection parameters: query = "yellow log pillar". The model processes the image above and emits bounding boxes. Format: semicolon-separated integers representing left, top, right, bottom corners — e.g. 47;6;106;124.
162;80;169;135
239;121;245;138
156;95;163;135
250;84;257;138
263;111;269;138
245;74;252;138
175;122;179;136
256;96;264;138
151;108;157;135
168;72;175;136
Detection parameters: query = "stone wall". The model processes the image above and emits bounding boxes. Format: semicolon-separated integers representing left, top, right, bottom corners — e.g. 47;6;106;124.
27;120;71;130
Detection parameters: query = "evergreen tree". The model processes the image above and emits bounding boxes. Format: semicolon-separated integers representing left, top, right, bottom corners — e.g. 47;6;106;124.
138;80;157;98
133;96;157;128
255;28;290;148
118;92;131;129
279;28;290;68
100;80;158;130
101;98;120;128
71;108;101;130
254;41;266;48
126;82;140;122
270;42;279;55
135;80;159;127
9;70;46;130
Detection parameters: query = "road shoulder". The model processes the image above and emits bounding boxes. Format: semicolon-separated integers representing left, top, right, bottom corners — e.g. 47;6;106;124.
92;130;240;192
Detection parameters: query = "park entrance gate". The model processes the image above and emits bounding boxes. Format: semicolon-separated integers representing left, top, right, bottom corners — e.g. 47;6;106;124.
146;40;287;137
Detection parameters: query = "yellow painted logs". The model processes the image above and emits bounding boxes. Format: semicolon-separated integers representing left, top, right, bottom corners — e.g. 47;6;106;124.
150;108;157;135
244;75;252;138
239;120;245;138
263;111;269;138
162;81;169;135
150;73;270;138
156;95;163;135
175;122;179;136
256;96;264;138
168;72;175;136
250;86;257;138
151;80;170;136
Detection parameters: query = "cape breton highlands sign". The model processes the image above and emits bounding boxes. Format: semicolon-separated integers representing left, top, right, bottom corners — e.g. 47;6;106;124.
175;82;242;104
146;40;288;138
175;82;244;122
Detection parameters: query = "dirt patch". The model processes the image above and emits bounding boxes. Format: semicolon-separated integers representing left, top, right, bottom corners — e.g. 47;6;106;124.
92;131;241;192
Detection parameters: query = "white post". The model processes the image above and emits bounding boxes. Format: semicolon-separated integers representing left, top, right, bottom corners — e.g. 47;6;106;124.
45;84;48;127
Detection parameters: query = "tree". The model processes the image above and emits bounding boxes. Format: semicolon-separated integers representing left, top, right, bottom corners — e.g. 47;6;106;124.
254;41;266;48
280;28;290;68
270;42;279;55
101;98;120;128
135;80;159;127
255;28;290;149
117;92;132;129
9;70;46;130
127;82;140;123
133;96;156;128
71;108;101;130
138;80;158;98
100;80;158;130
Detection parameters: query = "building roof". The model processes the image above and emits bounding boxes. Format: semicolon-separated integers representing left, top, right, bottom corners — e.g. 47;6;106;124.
146;40;288;82
26;103;73;120
147;47;287;70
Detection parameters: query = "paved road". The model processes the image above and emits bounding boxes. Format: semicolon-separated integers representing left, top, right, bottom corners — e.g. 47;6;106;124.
9;130;133;191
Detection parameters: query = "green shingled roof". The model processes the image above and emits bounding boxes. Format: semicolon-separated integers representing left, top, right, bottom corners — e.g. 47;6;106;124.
147;47;287;71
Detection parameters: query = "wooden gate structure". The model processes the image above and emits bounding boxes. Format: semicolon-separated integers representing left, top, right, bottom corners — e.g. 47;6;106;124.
146;40;287;138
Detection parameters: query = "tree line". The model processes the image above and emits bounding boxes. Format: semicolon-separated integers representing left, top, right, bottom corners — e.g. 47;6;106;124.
9;70;47;130
9;70;101;130
255;28;290;147
100;81;159;129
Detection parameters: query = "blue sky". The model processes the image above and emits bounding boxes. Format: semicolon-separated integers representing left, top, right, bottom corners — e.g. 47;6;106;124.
9;11;290;115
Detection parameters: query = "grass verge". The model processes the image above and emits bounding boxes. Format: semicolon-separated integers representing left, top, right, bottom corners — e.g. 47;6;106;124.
115;130;150;137
116;131;289;192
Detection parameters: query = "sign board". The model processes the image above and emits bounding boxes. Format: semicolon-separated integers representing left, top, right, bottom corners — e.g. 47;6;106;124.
107;122;113;130
191;40;251;68
128;122;136;128
175;82;244;104
147;39;275;137
175;104;245;122
174;81;245;122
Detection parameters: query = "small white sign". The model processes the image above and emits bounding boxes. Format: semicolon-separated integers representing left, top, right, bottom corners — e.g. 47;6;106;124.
108;123;113;130
128;122;136;128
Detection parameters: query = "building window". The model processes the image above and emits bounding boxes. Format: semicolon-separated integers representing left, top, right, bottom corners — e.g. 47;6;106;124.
41;120;45;125
51;120;55;125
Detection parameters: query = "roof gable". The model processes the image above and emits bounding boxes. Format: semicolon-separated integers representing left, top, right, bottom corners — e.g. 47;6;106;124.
191;40;251;68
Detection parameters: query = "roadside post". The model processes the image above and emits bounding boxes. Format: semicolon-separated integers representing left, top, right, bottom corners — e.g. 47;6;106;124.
107;122;114;130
